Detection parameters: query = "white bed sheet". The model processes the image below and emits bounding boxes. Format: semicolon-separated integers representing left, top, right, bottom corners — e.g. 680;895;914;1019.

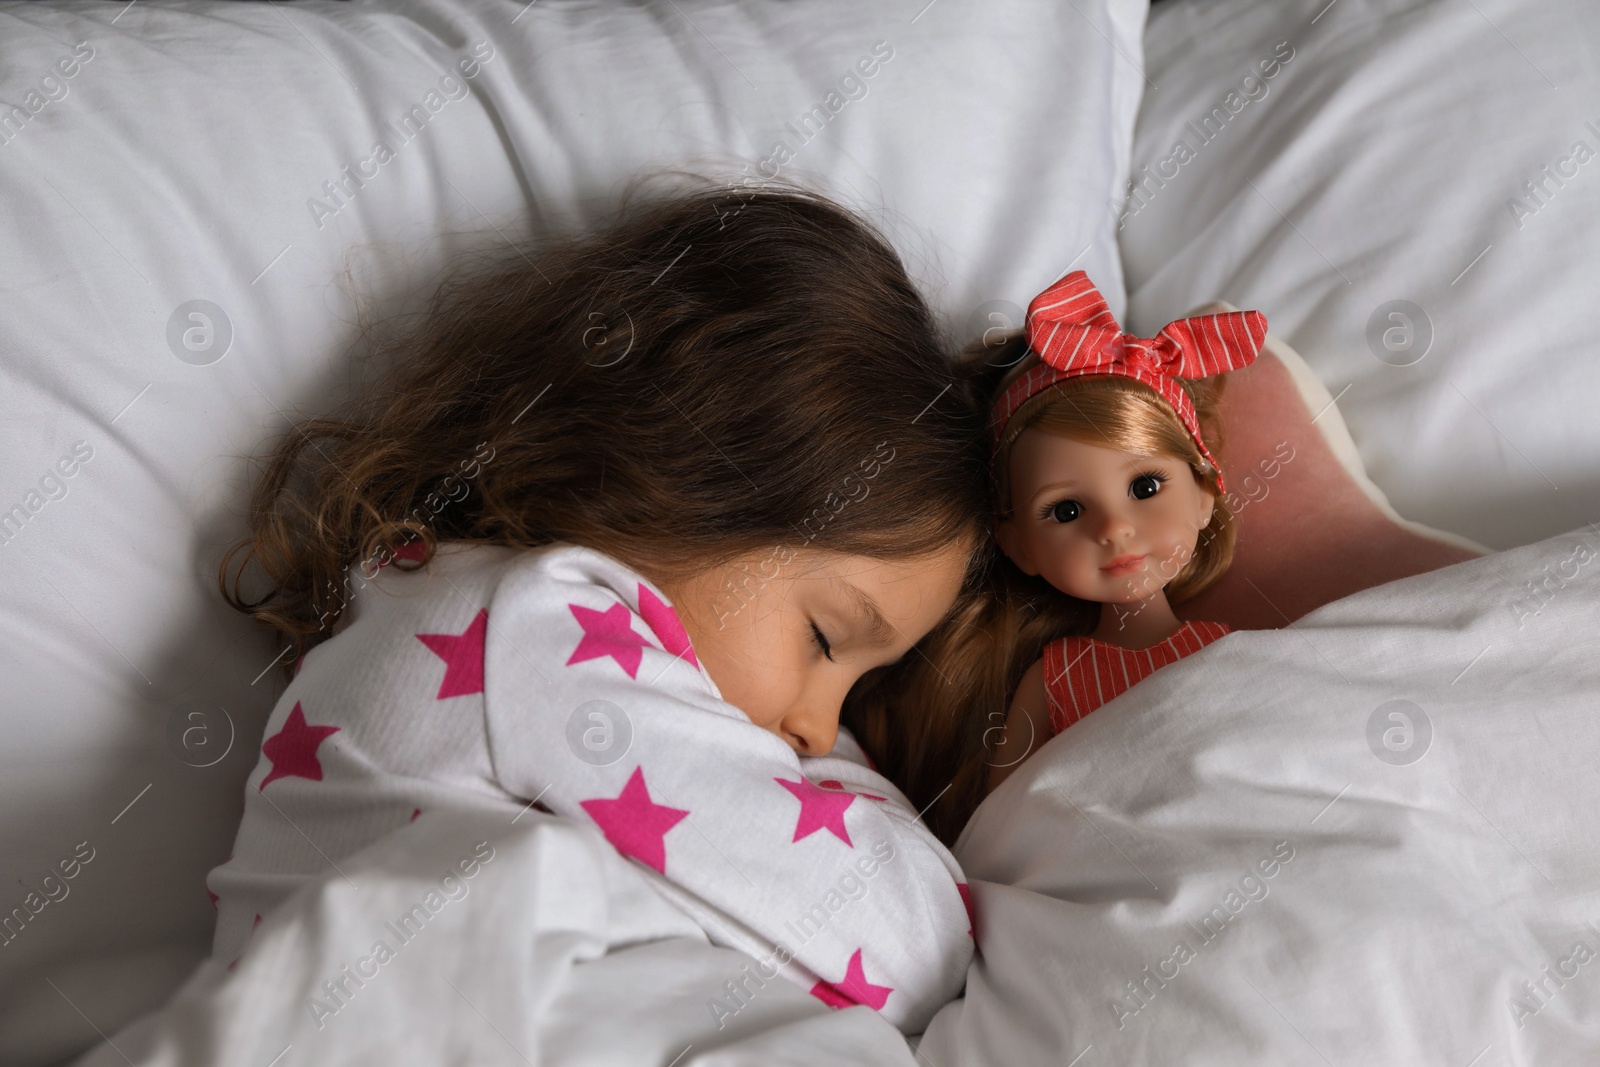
0;0;1149;1062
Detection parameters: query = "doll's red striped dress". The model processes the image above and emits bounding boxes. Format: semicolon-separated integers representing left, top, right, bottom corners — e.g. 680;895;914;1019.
1042;621;1232;733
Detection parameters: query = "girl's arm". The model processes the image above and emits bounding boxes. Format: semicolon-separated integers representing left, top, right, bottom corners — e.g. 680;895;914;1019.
985;658;1053;795
482;546;973;1035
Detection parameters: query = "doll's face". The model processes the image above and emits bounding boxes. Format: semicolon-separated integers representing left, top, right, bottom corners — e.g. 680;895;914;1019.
994;428;1216;605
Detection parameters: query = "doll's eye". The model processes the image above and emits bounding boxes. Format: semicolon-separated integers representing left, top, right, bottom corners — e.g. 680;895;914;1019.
1041;498;1082;523
1130;471;1167;500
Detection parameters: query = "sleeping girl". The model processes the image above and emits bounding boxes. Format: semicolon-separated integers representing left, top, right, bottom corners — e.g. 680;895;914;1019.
843;271;1267;835
209;181;984;1034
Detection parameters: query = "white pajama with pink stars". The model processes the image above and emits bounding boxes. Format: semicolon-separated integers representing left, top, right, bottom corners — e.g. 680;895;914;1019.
208;541;974;1034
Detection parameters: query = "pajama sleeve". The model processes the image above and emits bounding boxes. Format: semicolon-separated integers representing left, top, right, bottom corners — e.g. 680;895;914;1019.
480;545;973;1033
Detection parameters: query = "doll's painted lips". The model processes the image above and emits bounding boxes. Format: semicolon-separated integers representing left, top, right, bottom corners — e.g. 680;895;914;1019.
1102;554;1146;575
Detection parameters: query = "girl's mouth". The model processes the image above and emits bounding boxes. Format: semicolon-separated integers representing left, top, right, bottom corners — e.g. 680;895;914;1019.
1101;554;1147;576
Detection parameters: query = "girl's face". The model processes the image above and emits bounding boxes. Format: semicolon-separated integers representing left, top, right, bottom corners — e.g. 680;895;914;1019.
994;428;1215;605
661;542;971;757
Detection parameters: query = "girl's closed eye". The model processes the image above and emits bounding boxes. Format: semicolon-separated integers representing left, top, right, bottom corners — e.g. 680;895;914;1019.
810;620;835;662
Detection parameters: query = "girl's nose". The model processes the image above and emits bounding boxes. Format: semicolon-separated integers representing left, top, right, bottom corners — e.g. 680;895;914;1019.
782;703;839;757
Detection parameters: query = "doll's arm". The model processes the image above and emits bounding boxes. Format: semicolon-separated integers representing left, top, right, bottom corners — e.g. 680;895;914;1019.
985;658;1053;795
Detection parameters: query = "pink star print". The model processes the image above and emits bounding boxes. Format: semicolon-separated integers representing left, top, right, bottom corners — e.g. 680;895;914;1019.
567;602;653;679
809;949;894;1011
258;703;339;791
416;608;488;699
636;584;698;668
579;766;689;875
776;777;856;846
818;779;887;802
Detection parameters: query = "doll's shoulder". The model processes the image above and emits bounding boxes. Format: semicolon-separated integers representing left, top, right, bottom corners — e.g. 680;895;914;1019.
1181;620;1234;645
1039;632;1094;672
1013;655;1048;703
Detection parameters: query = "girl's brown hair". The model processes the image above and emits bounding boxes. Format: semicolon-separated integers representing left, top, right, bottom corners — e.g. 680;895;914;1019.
842;330;1238;846
219;176;990;679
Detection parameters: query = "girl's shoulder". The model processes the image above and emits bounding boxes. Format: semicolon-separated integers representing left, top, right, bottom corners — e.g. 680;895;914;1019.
302;539;700;692
322;541;640;643
348;539;523;602
508;541;652;589
362;540;643;593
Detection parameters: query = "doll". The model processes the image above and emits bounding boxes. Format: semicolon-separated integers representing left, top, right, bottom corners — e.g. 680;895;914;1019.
984;271;1268;791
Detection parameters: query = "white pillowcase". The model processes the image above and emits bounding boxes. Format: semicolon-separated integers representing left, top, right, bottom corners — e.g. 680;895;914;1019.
1121;0;1600;552
0;1;1147;1062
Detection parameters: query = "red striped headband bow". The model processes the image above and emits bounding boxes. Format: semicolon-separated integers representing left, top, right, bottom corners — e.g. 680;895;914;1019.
987;271;1267;495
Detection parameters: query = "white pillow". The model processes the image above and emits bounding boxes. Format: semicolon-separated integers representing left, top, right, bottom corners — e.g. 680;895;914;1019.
1120;0;1600;552
0;1;1147;1062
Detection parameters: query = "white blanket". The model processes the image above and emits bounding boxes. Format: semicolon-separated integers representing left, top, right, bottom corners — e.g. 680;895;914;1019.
920;523;1600;1065
75;525;1600;1064
74;808;919;1067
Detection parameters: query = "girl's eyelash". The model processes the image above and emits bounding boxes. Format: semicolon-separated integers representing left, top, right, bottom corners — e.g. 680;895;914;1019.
1136;469;1169;487
810;621;834;661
